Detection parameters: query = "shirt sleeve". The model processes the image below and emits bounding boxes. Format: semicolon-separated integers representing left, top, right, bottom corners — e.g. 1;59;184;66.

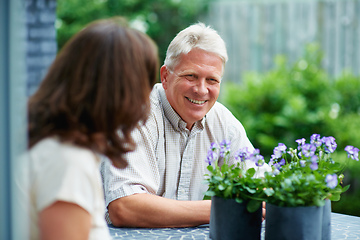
101;115;161;208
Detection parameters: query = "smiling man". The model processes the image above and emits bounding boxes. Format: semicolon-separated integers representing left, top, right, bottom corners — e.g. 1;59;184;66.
101;23;270;228
161;48;222;130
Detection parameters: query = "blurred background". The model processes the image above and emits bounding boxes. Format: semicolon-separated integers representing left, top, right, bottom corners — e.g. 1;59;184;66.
1;1;359;238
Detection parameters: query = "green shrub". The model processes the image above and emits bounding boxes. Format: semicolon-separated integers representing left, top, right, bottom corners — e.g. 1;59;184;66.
222;44;336;157
221;43;360;216
56;0;211;63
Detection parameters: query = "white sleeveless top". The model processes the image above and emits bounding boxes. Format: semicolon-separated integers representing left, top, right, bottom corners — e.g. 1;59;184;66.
24;137;111;240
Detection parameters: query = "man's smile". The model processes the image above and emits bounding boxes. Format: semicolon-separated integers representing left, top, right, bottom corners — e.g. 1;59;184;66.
185;97;207;105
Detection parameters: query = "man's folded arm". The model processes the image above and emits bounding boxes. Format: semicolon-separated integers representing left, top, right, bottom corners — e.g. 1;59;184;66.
108;193;211;228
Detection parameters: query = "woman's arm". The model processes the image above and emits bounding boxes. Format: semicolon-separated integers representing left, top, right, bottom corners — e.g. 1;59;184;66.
39;201;91;240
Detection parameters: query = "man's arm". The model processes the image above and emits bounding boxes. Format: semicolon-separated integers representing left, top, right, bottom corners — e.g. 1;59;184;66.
108;193;211;228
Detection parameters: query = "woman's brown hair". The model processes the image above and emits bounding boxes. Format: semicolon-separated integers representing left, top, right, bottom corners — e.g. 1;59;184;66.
28;17;159;167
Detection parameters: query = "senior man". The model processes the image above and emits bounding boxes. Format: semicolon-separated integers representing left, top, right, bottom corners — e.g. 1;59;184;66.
101;22;270;228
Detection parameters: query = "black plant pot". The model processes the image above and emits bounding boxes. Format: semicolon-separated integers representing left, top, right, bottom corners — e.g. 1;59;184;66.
210;196;262;240
265;203;324;240
322;199;331;240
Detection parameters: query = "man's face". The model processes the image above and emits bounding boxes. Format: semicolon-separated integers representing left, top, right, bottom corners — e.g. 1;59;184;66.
161;48;223;130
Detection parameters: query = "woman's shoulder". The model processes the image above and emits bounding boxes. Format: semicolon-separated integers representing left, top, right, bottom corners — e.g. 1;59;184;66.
29;137;99;171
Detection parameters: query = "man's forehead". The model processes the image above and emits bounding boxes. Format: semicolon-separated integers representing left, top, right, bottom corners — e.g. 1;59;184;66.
175;51;223;72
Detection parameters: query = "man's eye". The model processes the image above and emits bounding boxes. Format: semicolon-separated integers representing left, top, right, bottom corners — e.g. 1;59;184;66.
208;78;219;83
184;75;196;80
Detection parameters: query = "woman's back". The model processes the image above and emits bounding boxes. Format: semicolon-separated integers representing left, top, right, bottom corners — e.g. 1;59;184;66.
27;137;111;239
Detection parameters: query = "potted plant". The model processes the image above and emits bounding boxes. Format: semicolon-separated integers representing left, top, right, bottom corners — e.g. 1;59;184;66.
263;134;359;240
204;140;270;240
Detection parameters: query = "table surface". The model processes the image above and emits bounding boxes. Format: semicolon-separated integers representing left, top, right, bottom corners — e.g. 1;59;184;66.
108;212;360;239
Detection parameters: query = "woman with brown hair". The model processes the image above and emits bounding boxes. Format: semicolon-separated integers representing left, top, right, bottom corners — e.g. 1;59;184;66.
26;17;158;239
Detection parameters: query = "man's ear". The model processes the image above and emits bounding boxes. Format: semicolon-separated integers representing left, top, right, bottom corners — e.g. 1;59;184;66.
160;65;169;90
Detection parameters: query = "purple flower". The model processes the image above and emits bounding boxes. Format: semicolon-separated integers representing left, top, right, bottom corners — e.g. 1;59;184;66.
270;153;278;163
287;148;297;158
310;155;318;170
273;162;281;170
310;134;322;147
205;150;218;165
219;140;231;158
255;155;265;167
270;157;285;170
310;162;318;170
296;138;306;146
311;155;318;162
326;174;338;189
235;147;251;162
279;158;286;166
300;160;306;167
321;136;337;153
252;148;260;155
301;143;316;158
273;143;287;158
210;142;219;152
205;142;219;165
249;149;264;166
269;158;275;166
345;145;359;161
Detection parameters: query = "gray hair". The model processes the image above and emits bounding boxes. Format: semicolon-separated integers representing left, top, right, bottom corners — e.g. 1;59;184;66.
164;23;228;71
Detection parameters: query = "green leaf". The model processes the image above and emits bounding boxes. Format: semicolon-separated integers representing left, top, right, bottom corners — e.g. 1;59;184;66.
313;198;325;207
244;186;256;194
264;188;275;196
329;193;341;202
342;184;350;193
214;176;223;182
204;190;216;197
246;168;256;177
224;186;233;197
203;195;212;200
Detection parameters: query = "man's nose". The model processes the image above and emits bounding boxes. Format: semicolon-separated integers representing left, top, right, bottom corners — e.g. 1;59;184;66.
194;79;208;95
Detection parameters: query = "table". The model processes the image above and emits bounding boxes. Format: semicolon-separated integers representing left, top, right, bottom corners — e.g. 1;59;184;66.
108;213;360;239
